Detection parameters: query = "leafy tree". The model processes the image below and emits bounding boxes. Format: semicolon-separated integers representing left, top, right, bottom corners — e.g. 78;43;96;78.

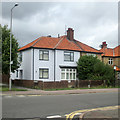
1;24;19;75
77;55;98;80
0;25;2;74
77;55;114;86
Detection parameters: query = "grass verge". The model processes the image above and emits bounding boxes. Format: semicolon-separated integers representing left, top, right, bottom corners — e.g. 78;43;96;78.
0;87;28;91
45;86;120;91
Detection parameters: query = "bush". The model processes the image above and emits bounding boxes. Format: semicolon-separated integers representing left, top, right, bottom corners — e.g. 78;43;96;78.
77;55;114;86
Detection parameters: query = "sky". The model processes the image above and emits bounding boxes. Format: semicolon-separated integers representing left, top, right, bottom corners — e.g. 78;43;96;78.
1;1;118;49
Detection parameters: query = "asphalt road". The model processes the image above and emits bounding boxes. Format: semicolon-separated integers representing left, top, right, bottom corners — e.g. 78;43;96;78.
2;92;118;119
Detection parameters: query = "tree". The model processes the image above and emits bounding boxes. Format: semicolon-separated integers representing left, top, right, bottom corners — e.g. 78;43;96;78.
0;25;2;74
77;55;114;86
77;55;98;80
1;24;19;75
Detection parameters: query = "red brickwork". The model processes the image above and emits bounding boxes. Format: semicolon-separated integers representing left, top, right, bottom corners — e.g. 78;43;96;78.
38;80;68;89
68;80;77;88
13;79;104;89
13;79;34;88
2;74;9;84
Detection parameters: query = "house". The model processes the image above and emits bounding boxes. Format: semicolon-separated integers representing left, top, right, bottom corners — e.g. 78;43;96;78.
11;28;102;86
100;42;120;79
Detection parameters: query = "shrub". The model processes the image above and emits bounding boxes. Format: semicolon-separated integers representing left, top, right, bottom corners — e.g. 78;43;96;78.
77;55;114;86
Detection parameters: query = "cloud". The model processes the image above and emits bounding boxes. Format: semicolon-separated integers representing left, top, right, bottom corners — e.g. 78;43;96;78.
1;2;118;49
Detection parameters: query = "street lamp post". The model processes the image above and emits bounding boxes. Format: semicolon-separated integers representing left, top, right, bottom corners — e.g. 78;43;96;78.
9;3;19;90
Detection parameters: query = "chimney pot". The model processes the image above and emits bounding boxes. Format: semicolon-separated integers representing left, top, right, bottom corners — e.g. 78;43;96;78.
102;41;107;48
67;28;74;41
58;34;60;38
47;35;51;37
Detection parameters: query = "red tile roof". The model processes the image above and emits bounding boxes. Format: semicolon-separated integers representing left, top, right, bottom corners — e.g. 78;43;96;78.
100;45;120;57
19;35;101;53
74;40;101;53
114;45;120;56
116;66;120;71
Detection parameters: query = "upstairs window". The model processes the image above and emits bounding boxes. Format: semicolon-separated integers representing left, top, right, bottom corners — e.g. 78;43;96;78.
64;51;74;62
19;52;22;62
86;53;96;57
39;50;49;61
108;58;113;65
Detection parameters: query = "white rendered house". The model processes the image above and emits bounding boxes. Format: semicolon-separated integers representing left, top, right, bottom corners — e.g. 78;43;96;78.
12;28;102;82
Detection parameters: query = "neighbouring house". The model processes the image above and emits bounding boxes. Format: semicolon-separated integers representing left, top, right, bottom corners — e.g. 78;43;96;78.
100;42;120;79
11;28;102;88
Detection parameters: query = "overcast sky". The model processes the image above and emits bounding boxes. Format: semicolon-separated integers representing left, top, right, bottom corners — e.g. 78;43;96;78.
1;2;118;49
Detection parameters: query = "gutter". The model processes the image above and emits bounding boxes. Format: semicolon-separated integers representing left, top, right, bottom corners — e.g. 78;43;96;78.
54;49;56;82
33;48;34;80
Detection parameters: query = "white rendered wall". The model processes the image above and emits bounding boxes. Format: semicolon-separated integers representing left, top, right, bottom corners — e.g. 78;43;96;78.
11;49;32;80
34;49;54;81
34;49;80;81
55;50;80;81
12;48;80;81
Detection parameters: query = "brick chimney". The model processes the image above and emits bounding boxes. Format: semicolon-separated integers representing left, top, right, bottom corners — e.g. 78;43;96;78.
67;28;74;41
102;41;107;48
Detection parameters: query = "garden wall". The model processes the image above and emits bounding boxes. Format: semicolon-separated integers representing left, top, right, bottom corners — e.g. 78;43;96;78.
13;79;105;89
13;79;68;89
2;74;9;84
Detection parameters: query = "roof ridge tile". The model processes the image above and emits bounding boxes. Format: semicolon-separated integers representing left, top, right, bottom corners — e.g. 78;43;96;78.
53;36;65;49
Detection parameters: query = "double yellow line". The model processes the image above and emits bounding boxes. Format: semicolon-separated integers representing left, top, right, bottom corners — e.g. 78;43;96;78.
66;105;119;120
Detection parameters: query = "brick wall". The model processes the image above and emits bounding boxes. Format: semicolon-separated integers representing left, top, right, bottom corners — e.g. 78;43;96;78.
13;79;68;89
38;80;68;89
13;79;104;89
2;74;9;84
13;79;34;88
68;80;77;88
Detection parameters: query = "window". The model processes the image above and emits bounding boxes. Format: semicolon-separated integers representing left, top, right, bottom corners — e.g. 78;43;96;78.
39;68;49;79
61;68;76;80
39;50;49;60
16;70;18;77
86;53;96;57
64;51;74;61
108;58;113;65
19;52;22;62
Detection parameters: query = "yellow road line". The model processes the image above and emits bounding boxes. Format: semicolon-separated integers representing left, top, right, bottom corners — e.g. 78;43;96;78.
66;105;119;120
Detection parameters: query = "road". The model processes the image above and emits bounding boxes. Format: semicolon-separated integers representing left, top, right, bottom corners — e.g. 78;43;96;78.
2;92;118;119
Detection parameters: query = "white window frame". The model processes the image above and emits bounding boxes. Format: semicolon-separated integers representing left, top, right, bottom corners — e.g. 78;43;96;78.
39;50;49;61
108;58;113;65
61;68;76;80
64;51;74;62
19;52;22;62
39;68;49;79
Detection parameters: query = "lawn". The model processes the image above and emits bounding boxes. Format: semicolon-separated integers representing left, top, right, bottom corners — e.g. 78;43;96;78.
45;86;120;91
0;87;28;91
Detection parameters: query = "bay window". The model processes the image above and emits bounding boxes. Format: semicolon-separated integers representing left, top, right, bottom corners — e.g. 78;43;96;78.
61;68;76;80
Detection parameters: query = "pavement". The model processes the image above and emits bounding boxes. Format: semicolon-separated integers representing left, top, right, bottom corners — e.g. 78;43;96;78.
79;106;119;120
1;87;118;96
1;86;119;120
82;109;119;119
65;105;120;120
